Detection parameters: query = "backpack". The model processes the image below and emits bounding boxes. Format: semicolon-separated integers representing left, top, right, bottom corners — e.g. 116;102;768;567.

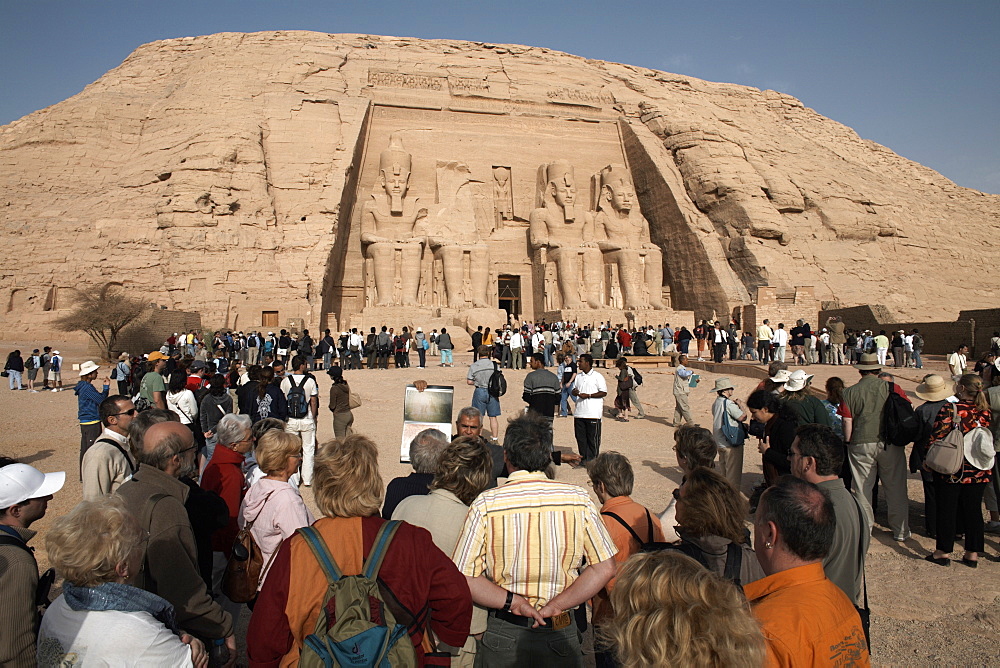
630;366;643;386
882;384;920;447
286;375;310;420
216;357;230;374
222;492;274;603
377;333;391;356
25;356;36;371
300;336;314;356
488;362;507;398
50;356;61;373
297;522;418;668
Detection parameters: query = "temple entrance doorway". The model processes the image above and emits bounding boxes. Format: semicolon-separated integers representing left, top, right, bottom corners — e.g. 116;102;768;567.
498;275;521;319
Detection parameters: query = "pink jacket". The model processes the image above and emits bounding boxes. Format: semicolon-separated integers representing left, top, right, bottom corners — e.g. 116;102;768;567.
238;478;315;590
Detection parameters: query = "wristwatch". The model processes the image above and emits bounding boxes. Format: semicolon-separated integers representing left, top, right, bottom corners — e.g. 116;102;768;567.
502;590;514;612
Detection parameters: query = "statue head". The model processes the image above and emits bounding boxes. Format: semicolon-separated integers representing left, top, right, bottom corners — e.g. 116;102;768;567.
493;166;509;186
545;160;577;221
379;132;412;214
599;164;635;214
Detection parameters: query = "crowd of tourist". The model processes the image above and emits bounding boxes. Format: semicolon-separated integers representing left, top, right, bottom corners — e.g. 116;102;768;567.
2;318;998;667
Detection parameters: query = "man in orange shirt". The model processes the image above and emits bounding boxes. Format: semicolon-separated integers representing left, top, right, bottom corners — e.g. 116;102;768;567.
588;451;665;668
746;476;870;667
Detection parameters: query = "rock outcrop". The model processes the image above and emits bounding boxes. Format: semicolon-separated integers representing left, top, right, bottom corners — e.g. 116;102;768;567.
1;31;997;336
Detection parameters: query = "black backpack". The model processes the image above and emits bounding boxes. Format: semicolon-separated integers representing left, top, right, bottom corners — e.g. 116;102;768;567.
882;383;920;447
488;362;507;398
630;366;643;386
300;336;314;356
286;375;310;419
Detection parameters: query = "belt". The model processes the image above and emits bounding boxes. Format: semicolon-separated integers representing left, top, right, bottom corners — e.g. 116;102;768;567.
491;609;572;631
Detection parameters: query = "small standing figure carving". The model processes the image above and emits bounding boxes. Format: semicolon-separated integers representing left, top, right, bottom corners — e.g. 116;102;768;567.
493;166;513;229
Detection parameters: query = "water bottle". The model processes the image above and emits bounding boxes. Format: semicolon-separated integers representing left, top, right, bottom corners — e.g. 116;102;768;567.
209;638;230;667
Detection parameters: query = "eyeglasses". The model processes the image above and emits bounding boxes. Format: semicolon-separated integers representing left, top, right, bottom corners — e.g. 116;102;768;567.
291;452;304;460
176;445;198;456
112;409;138;417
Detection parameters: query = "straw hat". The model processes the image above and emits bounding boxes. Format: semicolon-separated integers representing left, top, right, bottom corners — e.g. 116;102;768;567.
711;377;735;393
118;352;129;361
769;369;792;383
855;353;882;371
78;361;100;377
914;374;952;402
784;369;814;392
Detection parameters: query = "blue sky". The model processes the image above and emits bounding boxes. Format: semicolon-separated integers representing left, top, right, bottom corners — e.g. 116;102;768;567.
2;1;998;192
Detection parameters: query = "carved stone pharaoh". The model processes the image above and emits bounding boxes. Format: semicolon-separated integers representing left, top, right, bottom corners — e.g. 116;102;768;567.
426;160;490;308
360;133;427;306
593;164;665;309
529;161;602;310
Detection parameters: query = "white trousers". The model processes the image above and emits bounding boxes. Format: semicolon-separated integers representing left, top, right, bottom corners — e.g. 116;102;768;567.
286;417;317;485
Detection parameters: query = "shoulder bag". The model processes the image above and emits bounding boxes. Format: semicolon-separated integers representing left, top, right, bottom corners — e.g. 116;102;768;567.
223;492;275;603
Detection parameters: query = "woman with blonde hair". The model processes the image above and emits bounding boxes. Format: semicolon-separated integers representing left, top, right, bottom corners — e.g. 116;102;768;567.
924;373;993;567
392;436;494;667
37;497;207;667
247;435;473;665
604;550;765;668
238;430;314;594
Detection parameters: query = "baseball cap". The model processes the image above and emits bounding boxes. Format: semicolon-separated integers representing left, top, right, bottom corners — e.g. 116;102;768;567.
0;464;65;508
147;351;169;361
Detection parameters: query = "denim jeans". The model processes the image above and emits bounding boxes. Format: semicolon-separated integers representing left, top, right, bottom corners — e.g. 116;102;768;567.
912;350;923;368
7;369;22;390
441;349;453;365
560;385;574;417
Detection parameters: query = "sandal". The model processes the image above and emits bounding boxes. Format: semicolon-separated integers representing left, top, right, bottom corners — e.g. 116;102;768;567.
923;554;950;567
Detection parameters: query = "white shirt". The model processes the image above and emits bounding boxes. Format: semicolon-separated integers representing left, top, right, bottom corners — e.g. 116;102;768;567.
509;332;524;349
38;595;193;667
572;369;607;419
348;332;363;349
772;328;789;346
279;374;319;418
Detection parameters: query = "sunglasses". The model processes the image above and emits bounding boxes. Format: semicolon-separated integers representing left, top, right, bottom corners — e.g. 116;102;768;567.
112;409;138;417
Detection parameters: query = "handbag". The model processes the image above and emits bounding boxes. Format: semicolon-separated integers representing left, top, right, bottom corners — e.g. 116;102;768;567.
924;403;965;475
721;401;746;447
222;492;274;603
348;390;363;409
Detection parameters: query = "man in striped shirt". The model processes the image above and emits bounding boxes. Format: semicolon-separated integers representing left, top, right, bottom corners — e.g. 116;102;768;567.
452;413;617;667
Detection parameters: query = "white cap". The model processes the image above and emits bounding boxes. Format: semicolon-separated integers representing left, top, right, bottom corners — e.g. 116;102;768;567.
0;464;65;508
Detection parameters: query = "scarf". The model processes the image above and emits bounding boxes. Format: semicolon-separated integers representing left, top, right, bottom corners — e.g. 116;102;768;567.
63;582;178;633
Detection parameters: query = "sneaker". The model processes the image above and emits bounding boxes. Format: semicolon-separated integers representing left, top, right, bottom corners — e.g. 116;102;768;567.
985;521;1000;535
51;388;59;392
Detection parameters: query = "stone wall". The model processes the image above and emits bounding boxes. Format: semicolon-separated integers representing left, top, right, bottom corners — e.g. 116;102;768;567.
86;309;203;360
958;308;1000;354
819;306;976;355
738;286;822;333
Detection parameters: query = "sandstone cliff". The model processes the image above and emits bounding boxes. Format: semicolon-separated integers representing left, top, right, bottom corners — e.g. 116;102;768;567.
2;31;997;335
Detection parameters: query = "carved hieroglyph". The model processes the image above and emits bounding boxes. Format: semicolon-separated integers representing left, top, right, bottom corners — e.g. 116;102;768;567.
593;164;665;309
360;134;427;307
528;161;603;310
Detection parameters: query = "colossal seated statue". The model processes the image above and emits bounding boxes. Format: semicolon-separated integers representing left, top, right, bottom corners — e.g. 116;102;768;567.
426;160;490;309
360;133;427;307
593;164;665;309
529;161;602;310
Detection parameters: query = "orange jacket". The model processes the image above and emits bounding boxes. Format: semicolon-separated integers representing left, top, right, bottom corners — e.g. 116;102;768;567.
745;562;869;667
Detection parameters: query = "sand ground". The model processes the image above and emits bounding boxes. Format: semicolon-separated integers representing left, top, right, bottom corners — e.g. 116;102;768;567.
2;339;998;666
